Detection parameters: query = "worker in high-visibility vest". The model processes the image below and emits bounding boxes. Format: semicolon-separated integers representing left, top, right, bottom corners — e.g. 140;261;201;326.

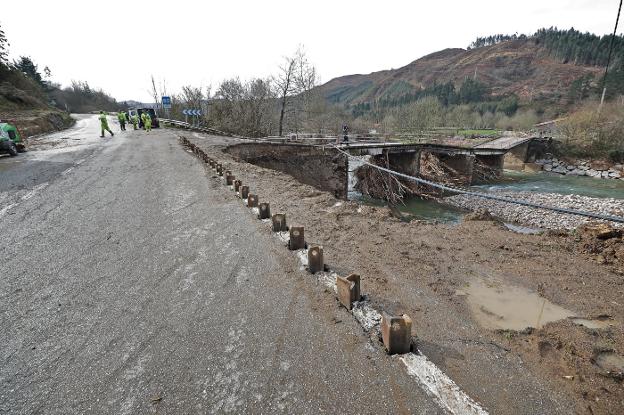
140;111;147;129
144;112;152;132
99;111;114;137
131;114;138;130
117;111;127;131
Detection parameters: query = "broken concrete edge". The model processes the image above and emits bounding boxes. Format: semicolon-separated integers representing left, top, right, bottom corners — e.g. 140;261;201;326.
179;136;489;414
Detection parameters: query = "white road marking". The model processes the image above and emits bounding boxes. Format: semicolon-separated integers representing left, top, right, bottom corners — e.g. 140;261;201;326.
0;202;19;217
401;353;489;415
21;182;49;200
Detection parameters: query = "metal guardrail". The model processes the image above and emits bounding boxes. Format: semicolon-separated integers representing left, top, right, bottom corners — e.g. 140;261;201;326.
159;119;251;139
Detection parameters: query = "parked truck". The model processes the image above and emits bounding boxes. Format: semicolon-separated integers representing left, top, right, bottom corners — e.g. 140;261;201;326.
0;121;26;157
127;108;160;129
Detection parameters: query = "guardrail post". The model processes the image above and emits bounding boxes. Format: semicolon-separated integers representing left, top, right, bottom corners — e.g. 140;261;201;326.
336;274;361;310
272;214;287;232
288;226;305;250
247;194;258;207
240;185;249;199
381;313;412;355
258;202;271;219
307;245;324;273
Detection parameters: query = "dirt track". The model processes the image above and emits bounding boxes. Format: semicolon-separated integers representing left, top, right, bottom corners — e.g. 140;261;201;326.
185;133;624;415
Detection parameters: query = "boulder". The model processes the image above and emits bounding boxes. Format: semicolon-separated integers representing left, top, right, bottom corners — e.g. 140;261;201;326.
543;164;553;172
552;166;567;174
464;208;497;222
566;165;576;171
590;160;611;171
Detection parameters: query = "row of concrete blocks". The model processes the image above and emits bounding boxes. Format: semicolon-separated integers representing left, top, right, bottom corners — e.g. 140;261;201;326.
181;137;412;355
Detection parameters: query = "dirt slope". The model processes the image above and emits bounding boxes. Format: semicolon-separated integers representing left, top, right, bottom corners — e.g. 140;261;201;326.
318;39;602;106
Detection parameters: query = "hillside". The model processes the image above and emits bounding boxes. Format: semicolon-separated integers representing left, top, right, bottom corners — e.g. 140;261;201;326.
318;39;604;108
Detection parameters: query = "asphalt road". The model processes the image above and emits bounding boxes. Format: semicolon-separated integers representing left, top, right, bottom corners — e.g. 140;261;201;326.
0;116;442;414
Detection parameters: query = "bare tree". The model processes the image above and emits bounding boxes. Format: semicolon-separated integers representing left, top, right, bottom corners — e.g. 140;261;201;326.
273;46;318;136
274;57;296;137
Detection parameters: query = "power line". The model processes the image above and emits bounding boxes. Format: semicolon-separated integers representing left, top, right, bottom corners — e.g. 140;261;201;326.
600;0;623;106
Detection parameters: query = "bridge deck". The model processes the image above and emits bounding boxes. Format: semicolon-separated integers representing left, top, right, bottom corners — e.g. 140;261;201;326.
474;135;533;150
338;141;506;155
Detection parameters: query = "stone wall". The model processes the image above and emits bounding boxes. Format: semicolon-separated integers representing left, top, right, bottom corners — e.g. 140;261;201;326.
226;143;349;198
536;157;623;180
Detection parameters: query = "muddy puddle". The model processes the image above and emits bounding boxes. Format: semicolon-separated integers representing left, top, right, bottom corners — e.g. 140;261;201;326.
457;279;573;330
595;351;624;374
503;223;542;234
570;317;616;329
457;279;619;331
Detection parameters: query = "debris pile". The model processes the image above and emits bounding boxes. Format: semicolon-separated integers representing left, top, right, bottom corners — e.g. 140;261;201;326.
576;223;624;271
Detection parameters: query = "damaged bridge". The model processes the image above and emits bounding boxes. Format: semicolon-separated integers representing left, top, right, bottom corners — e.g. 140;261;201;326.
226;135;539;200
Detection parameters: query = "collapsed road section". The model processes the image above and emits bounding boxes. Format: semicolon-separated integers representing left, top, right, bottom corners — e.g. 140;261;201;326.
182;136;489;414
182;132;624;414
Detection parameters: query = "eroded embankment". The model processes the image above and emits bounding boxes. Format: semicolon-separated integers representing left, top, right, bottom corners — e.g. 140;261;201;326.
0;109;75;138
186;134;624;415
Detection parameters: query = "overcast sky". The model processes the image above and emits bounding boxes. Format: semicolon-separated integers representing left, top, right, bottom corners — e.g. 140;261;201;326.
3;0;622;102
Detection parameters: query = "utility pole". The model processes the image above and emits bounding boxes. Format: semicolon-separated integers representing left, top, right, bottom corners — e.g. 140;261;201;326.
599;0;623;110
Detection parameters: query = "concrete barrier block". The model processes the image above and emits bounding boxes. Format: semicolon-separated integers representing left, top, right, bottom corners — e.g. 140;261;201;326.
240;186;249;199
226;175;235;185
381;313;412;355
272;214;287;232
258;202;271;219
307;246;324;274
234;180;242;192
288;226;305;250
336;274;361;309
247;194;258;207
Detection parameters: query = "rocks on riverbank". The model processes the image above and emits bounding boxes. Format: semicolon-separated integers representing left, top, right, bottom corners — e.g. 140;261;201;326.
536;157;623;180
446;191;624;230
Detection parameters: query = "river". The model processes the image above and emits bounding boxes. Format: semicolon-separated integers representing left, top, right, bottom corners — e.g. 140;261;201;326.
357;170;624;224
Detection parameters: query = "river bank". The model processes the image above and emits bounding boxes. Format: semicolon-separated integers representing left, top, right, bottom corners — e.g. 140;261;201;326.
185;133;624;415
536;157;623;180
445;190;624;230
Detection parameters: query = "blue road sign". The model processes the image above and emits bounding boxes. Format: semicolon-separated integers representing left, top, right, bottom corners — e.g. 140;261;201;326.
162;96;171;109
